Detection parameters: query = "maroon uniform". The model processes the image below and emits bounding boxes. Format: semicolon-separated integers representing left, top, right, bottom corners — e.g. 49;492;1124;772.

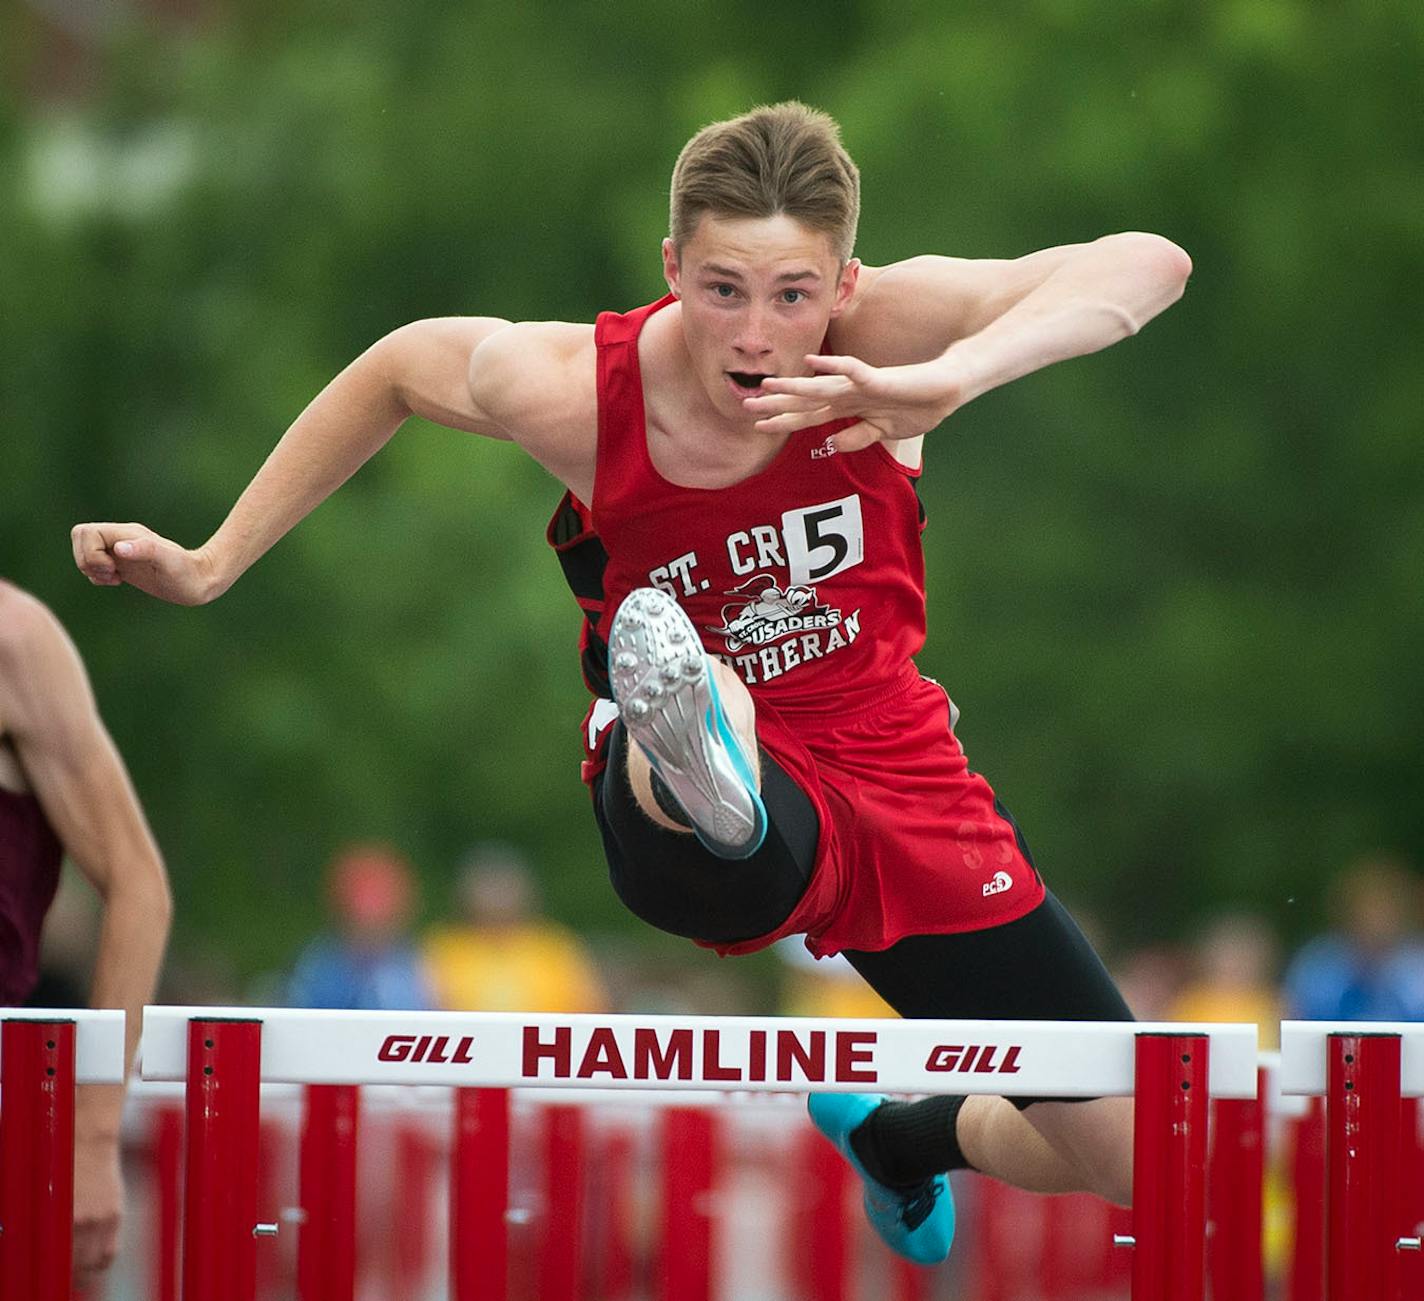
551;296;1045;957
0;785;63;1004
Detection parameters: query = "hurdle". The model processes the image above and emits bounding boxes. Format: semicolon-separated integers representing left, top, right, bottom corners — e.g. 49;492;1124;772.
1280;1021;1424;1301
0;1008;127;1300
140;1007;1257;1300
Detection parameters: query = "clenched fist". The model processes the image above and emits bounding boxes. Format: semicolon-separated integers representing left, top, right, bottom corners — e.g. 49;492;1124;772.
71;523;219;606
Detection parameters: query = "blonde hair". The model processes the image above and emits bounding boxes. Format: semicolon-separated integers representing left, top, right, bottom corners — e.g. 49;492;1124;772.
670;102;860;262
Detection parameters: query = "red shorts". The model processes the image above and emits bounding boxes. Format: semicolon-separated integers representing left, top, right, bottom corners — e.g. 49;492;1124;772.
581;665;1046;958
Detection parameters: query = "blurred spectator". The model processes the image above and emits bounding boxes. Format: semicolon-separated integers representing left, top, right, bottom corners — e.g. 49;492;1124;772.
288;843;434;1009
422;842;607;1012
1283;854;1424;1020
1169;913;1283;1049
775;938;896;1019
1113;943;1188;1021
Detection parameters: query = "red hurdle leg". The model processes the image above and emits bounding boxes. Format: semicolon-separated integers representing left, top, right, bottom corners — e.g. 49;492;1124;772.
539;1105;586;1301
1288;1096;1327;1301
1401;1098;1424;1301
1209;1065;1266;1301
658;1107;721;1301
591;1127;637;1301
392;1118;436;1299
297;1084;360;1301
0;1019;77;1301
451;1087;509;1301
1129;1032;1209;1301
257;1117;285;1300
151;1103;184;1301
183;1018;263;1301
1325;1033;1403;1301
789;1121;852;1301
893;1252;932;1301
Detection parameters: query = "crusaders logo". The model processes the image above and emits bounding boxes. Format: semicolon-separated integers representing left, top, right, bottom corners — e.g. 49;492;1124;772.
710;575;843;654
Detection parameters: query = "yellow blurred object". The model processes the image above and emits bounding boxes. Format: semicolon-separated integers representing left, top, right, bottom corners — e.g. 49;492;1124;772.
423;922;608;1013
781;971;896;1020
1168;987;1281;1051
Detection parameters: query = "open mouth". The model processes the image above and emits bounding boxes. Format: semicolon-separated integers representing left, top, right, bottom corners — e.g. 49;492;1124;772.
727;371;771;392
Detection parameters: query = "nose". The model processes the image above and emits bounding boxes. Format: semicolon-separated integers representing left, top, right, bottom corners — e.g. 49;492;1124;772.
732;303;774;361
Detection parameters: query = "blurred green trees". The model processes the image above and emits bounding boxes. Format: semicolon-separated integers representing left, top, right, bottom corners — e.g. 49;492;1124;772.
2;0;1421;981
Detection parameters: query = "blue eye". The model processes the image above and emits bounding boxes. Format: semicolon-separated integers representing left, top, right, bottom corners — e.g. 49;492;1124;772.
781;289;805;304
714;284;736;298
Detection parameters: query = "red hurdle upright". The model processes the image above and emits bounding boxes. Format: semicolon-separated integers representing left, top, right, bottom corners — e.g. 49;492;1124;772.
0;1018;77;1301
150;1101;185;1301
658;1106;721;1301
1127;1032;1211;1301
183;1019;265;1301
451;1087;510;1301
1209;1064;1268;1301
1325;1033;1404;1301
297;1083;360;1300
1279;1021;1424;1301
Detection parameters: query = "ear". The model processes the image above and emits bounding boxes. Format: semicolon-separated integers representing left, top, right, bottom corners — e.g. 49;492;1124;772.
662;238;682;299
830;258;861;318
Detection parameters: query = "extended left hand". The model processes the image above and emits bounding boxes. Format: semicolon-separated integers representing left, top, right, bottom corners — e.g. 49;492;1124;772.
742;354;965;453
73;1134;123;1285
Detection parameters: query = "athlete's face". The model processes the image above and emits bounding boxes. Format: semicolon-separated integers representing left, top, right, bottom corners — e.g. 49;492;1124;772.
663;213;859;423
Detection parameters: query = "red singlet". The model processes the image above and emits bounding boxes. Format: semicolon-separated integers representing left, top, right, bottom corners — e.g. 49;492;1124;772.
548;296;1046;956
0;785;63;1003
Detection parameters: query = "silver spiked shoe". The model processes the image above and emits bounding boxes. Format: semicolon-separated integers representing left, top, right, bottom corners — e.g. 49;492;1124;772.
608;587;767;859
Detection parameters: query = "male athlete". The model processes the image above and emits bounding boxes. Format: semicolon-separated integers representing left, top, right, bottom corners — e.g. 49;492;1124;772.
0;580;173;1283
72;103;1190;1262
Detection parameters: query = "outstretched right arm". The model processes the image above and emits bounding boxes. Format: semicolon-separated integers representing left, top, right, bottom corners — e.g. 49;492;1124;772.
72;315;511;604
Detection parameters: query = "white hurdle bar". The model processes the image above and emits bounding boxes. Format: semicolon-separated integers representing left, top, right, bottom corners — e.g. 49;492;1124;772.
141;1007;1255;1301
1279;1021;1424;1301
0;1009;126;1300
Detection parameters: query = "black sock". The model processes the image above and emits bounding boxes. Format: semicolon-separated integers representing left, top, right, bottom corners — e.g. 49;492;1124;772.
848;1096;973;1188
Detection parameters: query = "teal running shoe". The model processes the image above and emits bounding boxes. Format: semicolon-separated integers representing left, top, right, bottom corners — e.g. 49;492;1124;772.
609;587;767;859
808;1092;955;1265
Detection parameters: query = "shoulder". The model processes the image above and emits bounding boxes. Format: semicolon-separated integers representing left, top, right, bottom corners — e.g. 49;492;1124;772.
830;256;1018;365
0;584;71;692
469;322;598;492
0;582;57;653
470;321;596;421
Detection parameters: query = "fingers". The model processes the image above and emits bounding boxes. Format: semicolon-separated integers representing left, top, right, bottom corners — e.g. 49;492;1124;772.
741;390;823;416
806;353;872;382
752;406;835;436
70;523;153;586
755;374;849;400
72;523;125;586
831;420;884;454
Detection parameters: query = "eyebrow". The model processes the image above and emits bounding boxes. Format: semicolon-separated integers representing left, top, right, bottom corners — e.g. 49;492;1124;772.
702;264;824;284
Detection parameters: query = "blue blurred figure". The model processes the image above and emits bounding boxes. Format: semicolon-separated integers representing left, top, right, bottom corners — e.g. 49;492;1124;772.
288;843;434;1010
1284;854;1424;1021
